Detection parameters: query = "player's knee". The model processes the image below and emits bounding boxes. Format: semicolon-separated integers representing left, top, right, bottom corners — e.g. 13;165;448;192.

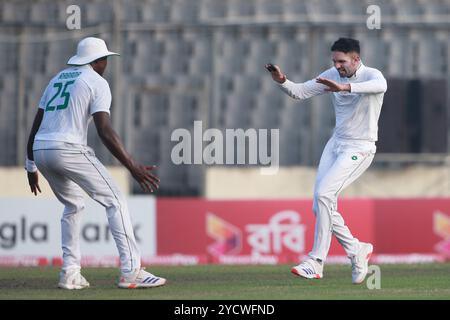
105;198;128;217
110;196;126;209
314;189;335;207
315;189;329;201
63;203;85;215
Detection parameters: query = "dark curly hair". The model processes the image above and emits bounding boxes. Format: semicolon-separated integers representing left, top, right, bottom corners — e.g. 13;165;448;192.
331;38;360;54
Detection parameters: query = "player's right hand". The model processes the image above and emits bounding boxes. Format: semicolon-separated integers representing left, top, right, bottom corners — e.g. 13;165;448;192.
129;163;160;193
27;171;42;196
265;64;286;83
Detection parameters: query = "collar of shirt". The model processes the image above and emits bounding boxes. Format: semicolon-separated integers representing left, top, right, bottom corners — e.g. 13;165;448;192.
349;62;365;81
72;64;93;71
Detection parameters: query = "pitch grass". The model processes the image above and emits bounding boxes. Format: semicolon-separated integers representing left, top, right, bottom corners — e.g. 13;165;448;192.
0;263;449;300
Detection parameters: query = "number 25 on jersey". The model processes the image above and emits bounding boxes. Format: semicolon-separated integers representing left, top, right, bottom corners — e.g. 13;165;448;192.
45;80;75;112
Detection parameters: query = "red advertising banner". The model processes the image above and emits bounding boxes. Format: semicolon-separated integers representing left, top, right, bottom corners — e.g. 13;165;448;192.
156;198;450;263
373;199;450;255
156;198;376;262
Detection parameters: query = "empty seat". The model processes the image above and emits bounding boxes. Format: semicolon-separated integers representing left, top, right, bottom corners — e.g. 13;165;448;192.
199;0;227;20
122;1;143;22
186;165;203;192
255;0;284;17
279;130;302;165
0;92;17;117
252;93;283;128
158;127;191;193
281;97;311;130
175;75;206;91
1;1;30;23
335;0;367;16
85;1;113;25
232;75;261;94
141;0;171;23
227;0;256;18
46;41;76;74
392;0;424;18
0;42;18;73
131;127;161;164
24;42;47;74
133;37;165;74
413;31;446;76
185;31;213;74
307;0;340;17
372;0;398;18
379;30;410;77
134;93;170;129
216;38;250;74
168;94;199;127
419;0;450;15
275;31;309;74
224;93;255;128
282;0;308;20
30;1;60;24
247;39;277;74
171;0;199;23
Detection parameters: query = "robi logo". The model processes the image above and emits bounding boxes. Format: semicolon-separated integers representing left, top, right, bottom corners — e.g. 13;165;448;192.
206;213;242;257
206;211;306;257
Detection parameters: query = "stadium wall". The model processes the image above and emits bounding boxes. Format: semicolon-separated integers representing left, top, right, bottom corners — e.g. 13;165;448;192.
2;164;450;198
205;165;450;199
0;167;130;197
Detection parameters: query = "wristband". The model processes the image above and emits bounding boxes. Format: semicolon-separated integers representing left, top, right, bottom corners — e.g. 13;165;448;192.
25;157;38;173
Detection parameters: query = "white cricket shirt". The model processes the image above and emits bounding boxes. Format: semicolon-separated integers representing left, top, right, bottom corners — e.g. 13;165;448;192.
34;64;111;146
278;63;387;142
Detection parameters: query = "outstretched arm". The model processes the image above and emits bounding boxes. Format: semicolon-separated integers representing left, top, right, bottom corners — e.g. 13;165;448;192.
265;64;328;100
26;108;44;196
349;70;387;94
316;70;387;94
93;111;160;193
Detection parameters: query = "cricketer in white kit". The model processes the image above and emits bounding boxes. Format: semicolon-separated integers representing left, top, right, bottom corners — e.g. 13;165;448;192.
266;38;387;284
26;37;166;289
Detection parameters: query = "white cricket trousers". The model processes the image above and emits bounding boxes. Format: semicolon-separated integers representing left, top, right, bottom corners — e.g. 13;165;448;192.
309;135;376;262
33;141;140;275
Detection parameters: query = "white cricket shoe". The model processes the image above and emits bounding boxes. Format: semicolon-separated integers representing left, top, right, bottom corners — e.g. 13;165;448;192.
291;258;323;279
118;268;166;289
350;242;373;284
58;269;90;290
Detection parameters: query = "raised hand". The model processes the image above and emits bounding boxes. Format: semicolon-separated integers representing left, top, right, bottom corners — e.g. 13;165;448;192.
265;64;286;83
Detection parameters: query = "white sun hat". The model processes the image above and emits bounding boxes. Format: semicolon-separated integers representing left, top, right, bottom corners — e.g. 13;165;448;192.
67;37;120;66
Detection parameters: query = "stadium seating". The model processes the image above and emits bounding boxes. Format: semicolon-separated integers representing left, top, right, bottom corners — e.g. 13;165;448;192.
0;0;449;195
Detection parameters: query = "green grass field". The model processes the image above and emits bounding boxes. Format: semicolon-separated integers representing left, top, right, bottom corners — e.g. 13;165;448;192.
0;263;449;300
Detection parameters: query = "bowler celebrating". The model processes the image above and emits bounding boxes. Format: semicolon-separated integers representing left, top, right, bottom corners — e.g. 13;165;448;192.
266;38;387;284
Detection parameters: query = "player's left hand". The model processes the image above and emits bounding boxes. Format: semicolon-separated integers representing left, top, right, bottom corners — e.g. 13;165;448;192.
316;77;351;92
27;171;42;196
